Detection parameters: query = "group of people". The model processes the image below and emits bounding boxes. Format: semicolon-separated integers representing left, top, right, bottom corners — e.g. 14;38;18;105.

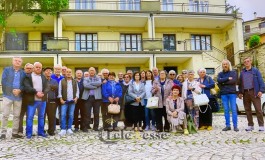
0;56;264;139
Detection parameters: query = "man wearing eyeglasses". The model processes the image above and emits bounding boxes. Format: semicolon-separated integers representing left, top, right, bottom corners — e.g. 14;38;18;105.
182;70;188;80
238;57;265;132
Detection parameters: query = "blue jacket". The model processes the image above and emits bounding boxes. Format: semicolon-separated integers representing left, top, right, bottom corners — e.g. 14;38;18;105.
197;75;215;98
102;80;122;103
239;67;265;96
1;66;26;97
217;70;237;95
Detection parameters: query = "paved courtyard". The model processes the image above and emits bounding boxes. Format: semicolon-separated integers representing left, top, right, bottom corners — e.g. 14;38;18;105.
0;114;265;160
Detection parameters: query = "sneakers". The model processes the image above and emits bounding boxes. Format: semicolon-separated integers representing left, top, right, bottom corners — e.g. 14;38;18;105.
207;126;213;131
234;127;239;132
199;126;207;130
12;134;23;139
184;129;189;135
58;130;66;136
259;126;264;132
151;125;156;131
145;126;150;131
245;126;254;131
222;126;231;131
67;129;73;135
0;134;6;139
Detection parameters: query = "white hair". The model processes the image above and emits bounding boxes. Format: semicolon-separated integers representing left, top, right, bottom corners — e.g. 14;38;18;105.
101;68;109;74
221;59;232;71
33;62;42;67
197;68;206;74
168;70;176;74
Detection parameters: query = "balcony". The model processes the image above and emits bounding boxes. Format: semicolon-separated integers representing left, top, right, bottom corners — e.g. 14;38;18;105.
244;27;265;39
67;0;234;14
2;39;224;54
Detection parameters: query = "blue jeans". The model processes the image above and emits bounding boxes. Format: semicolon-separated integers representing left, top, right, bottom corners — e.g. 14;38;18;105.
144;99;155;126
221;94;238;128
26;101;46;136
61;102;76;130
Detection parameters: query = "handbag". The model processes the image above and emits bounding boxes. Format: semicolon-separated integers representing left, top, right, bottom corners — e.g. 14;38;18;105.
125;94;135;105
193;93;209;106
146;97;159;109
210;83;220;95
187;114;197;134
108;103;120;114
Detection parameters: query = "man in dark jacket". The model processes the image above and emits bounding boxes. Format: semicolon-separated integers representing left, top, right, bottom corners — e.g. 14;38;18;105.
1;57;25;139
238;57;265;132
18;63;34;135
217;59;238;132
23;62;49;139
74;70;85;132
44;67;58;136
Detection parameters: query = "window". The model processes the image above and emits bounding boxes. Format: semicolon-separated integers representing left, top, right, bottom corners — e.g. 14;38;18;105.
75;0;95;9
5;33;28;50
163;34;176;51
126;67;140;73
42;33;54;51
189;0;208;12
75;33;98;51
120;0;140;10
120;34;142;51
162;0;173;11
244;25;250;33
205;68;215;75
259;22;265;28
191;35;211;50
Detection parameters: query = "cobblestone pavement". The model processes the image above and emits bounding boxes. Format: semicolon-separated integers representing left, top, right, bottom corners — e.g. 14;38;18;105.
0;114;265;160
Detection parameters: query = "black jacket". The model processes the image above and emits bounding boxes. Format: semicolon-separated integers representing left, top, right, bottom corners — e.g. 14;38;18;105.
23;73;49;105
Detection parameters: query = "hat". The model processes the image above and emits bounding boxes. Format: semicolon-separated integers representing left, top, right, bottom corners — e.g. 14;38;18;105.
43;67;53;71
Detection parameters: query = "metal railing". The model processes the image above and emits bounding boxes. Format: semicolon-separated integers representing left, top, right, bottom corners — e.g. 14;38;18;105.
244;27;265;37
3;39;227;54
68;1;234;14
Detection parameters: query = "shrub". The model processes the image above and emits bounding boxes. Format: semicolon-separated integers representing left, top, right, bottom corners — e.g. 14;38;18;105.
249;35;261;48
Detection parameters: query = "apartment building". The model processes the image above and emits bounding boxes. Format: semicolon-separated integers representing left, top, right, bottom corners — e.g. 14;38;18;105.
0;0;244;87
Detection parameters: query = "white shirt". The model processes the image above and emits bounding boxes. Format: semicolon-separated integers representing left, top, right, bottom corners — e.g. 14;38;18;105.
145;80;153;99
32;73;42;101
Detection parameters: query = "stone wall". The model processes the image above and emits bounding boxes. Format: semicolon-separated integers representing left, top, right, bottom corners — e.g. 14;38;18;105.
240;43;265;80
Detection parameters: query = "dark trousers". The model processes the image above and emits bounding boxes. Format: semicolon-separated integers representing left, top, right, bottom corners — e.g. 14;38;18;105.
18;101;27;133
155;106;170;131
46;102;57;134
124;104;133;127
84;96;100;130
131;104;144;127
101;102;119;129
74;99;85;130
243;89;264;126
199;104;212;127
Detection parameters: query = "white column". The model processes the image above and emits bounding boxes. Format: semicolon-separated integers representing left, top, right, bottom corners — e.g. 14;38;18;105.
149;55;154;69
148;14;155;39
54;13;63;38
234;13;244;65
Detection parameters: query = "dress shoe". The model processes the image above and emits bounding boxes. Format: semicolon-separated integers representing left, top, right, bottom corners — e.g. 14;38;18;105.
12;134;23;139
222;126;231;131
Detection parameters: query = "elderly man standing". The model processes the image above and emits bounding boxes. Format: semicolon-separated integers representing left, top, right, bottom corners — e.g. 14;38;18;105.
1;57;25;139
58;69;79;136
152;67;159;81
23;62;49;139
51;64;64;84
74;70;85;132
239;57;265;132
18;63;34;135
82;67;102;132
44;67;58;136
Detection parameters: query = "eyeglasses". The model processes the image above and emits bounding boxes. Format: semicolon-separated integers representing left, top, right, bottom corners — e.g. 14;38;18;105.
182;72;187;74
26;68;33;69
124;76;130;78
170;74;175;75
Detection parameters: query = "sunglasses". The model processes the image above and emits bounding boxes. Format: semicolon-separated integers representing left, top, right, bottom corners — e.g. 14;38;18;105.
170;74;175;75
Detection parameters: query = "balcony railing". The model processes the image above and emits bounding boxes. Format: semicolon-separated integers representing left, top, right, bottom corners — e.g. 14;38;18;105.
244;27;265;38
68;1;234;14
3;39;224;53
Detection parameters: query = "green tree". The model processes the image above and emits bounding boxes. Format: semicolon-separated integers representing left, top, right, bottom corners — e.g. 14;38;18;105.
249;35;261;48
0;0;69;50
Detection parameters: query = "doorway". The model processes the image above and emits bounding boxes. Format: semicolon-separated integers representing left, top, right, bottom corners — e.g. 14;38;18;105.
164;66;178;74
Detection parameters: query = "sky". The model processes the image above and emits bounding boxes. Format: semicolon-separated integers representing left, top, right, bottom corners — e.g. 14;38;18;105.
227;0;265;21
